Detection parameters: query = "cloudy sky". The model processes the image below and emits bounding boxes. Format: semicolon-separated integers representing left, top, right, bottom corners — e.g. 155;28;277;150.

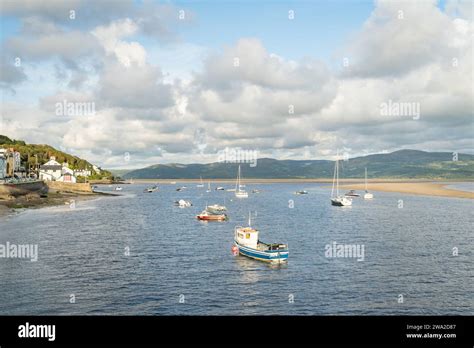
0;0;472;169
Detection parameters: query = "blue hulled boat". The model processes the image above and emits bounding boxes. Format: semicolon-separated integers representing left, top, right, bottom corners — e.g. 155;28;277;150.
233;215;288;263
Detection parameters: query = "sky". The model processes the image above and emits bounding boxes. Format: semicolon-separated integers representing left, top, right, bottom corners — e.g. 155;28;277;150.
0;0;472;169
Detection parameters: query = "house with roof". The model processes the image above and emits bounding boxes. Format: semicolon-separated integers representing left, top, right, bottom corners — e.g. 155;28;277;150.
39;156;77;183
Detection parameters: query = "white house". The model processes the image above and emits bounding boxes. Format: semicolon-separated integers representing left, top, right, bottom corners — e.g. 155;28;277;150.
39;157;62;181
39;156;77;183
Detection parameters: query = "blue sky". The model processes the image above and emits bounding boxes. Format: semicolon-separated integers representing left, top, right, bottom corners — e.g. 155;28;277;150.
0;0;472;168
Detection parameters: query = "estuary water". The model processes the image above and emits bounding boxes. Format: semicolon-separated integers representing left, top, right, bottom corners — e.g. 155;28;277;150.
0;183;472;315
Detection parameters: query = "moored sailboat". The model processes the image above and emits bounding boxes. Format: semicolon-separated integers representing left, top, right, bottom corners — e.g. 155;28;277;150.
197;176;204;188
234;165;248;198
363;167;374;199
331;159;352;206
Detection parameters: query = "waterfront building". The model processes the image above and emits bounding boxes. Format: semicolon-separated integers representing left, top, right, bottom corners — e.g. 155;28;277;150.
39;156;77;183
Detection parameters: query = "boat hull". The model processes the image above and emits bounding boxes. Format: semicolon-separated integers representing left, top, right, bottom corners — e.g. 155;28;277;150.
331;198;352;206
234;242;288;263
196;215;227;221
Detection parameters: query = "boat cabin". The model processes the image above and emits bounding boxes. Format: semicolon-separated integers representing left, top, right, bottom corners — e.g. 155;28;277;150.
235;227;259;249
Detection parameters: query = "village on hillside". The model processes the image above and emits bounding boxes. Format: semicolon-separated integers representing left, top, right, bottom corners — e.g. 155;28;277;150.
0;148;102;183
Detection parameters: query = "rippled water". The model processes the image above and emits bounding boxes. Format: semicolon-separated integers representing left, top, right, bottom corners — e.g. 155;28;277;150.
0;183;472;315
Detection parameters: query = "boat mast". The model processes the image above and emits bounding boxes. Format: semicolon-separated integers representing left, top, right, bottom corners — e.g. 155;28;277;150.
248;211;251;227
236;165;240;191
365;167;368;191
331;160;337;198
336;159;340;197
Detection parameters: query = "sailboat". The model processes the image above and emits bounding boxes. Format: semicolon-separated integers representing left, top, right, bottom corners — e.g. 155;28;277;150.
363;167;374;199
197;176;204;188
206;180;211;193
331;159;352;206
234;165;248;198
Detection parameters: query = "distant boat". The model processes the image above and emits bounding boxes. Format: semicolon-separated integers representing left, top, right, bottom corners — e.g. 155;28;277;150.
215;186;225;191
363;167;374;199
197;176;204;188
176;186;186;191
345;190;360;197
207;204;227;213
233;213;288;263
331;159;352;206
175;199;192;208
295;190;308;195
206;181;211;193
196;209;227;221
115;186;123;191
234;165;248;198
251;189;260;194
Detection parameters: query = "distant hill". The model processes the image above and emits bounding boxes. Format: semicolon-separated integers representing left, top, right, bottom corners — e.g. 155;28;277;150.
122;150;474;179
0;135;113;179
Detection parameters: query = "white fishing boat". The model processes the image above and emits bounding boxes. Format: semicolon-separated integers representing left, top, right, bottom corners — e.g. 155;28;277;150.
175;199;192;208
207;204;227;213
197;176;204;188
331;159;352;206
233;213;288;263
215;186;225;191
234;165;248;198
363;167;374;199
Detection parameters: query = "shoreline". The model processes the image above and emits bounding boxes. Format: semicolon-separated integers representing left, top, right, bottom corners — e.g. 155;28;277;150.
129;178;473;199
123;178;474;184
339;182;473;199
0;191;116;219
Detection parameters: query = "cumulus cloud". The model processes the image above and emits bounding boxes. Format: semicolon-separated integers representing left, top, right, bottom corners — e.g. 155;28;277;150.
342;0;467;77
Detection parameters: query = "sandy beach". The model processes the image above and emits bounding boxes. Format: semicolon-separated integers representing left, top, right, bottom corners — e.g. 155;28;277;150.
340;182;474;199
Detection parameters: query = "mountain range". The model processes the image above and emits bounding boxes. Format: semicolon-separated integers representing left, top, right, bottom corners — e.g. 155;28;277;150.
120;150;474;179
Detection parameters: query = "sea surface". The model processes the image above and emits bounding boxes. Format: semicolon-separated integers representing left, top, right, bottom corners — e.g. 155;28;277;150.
0;183;472;315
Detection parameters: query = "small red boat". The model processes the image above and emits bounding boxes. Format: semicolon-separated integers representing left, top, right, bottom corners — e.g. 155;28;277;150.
196;210;227;221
